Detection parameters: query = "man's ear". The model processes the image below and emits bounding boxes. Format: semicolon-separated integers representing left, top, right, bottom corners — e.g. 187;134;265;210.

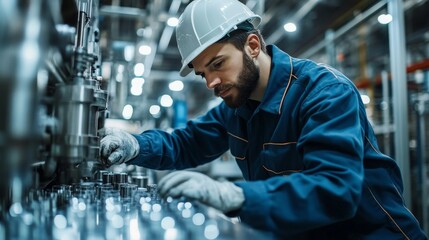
246;34;261;58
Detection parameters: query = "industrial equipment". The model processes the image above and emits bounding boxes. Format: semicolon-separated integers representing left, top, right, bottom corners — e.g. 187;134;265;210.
0;1;267;239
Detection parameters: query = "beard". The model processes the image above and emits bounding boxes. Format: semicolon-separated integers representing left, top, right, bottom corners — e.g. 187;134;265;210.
214;52;259;108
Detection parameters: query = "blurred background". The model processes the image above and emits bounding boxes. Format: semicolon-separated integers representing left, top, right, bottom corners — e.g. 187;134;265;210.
0;0;428;238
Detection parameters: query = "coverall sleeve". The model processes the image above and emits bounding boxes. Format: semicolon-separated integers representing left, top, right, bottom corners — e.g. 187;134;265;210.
127;103;231;170
235;82;365;237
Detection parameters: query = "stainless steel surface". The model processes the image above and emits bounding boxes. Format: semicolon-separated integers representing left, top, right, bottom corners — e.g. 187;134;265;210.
0;0;108;225
47;0;108;184
4;171;268;240
0;0;50;214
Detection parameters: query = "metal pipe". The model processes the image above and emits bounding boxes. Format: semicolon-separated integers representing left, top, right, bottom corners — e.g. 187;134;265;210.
413;93;429;233
300;0;387;59
381;70;392;156
388;0;411;208
99;6;147;19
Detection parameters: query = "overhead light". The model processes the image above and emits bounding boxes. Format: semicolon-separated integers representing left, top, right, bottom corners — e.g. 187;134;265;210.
138;45;152;55
134;63;145;76
122;104;133;120
115;73;123;82
169;80;184;92
130;86;143;96
117;64;125;73
377;14;392;24
130;77;144;96
283;22;297;32
124;45;135;62
361;95;371;105
149;105;161;117
160;94;173;107
131;77;145;87
167;17;179;27
101;62;112;81
116;65;124;82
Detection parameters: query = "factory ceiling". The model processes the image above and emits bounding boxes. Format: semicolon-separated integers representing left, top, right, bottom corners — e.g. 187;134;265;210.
60;0;428;123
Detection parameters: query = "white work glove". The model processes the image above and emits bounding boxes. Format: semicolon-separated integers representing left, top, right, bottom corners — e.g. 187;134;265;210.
158;171;245;213
99;128;139;166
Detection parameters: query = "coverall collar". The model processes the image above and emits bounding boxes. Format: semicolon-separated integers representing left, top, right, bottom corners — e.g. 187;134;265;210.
236;45;293;118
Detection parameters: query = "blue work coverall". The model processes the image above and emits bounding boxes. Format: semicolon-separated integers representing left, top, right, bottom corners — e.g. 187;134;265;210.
129;45;427;239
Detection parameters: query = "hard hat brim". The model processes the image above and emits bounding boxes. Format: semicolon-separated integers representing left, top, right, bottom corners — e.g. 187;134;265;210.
179;63;193;77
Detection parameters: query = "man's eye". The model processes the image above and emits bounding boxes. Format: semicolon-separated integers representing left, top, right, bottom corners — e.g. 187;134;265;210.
213;61;223;69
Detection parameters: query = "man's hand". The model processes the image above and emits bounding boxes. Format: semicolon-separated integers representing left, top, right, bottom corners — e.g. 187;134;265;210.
99;128;139;166
158;171;245;213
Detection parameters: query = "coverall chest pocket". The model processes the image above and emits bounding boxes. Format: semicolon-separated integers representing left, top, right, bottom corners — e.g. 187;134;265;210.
228;133;248;177
261;142;303;176
228;133;248;160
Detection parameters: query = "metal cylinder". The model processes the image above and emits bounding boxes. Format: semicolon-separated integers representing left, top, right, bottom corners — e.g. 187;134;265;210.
52;84;94;162
119;183;137;199
94;170;110;182
131;175;149;188
102;172;114;184
95;183;113;199
114;172;128;184
51;84;96;183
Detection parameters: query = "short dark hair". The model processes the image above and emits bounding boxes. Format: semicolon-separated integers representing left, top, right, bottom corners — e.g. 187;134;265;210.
217;23;267;53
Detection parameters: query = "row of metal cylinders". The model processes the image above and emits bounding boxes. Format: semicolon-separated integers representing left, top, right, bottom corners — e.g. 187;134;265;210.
41;171;154;208
97;171;149;188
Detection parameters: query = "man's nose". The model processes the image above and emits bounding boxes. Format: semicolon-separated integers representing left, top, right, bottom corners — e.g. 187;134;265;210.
206;75;221;89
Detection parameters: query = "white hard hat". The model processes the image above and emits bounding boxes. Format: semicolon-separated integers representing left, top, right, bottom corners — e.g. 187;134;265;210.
176;0;261;77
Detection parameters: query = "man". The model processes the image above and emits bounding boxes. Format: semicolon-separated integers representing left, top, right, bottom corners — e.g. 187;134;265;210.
99;0;427;238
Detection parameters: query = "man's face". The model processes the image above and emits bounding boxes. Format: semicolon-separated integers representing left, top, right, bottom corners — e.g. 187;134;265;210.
192;43;259;108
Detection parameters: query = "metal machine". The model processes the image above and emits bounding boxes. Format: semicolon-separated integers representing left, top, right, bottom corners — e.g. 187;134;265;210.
1;0;107;188
0;1;267;239
0;0;107;236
